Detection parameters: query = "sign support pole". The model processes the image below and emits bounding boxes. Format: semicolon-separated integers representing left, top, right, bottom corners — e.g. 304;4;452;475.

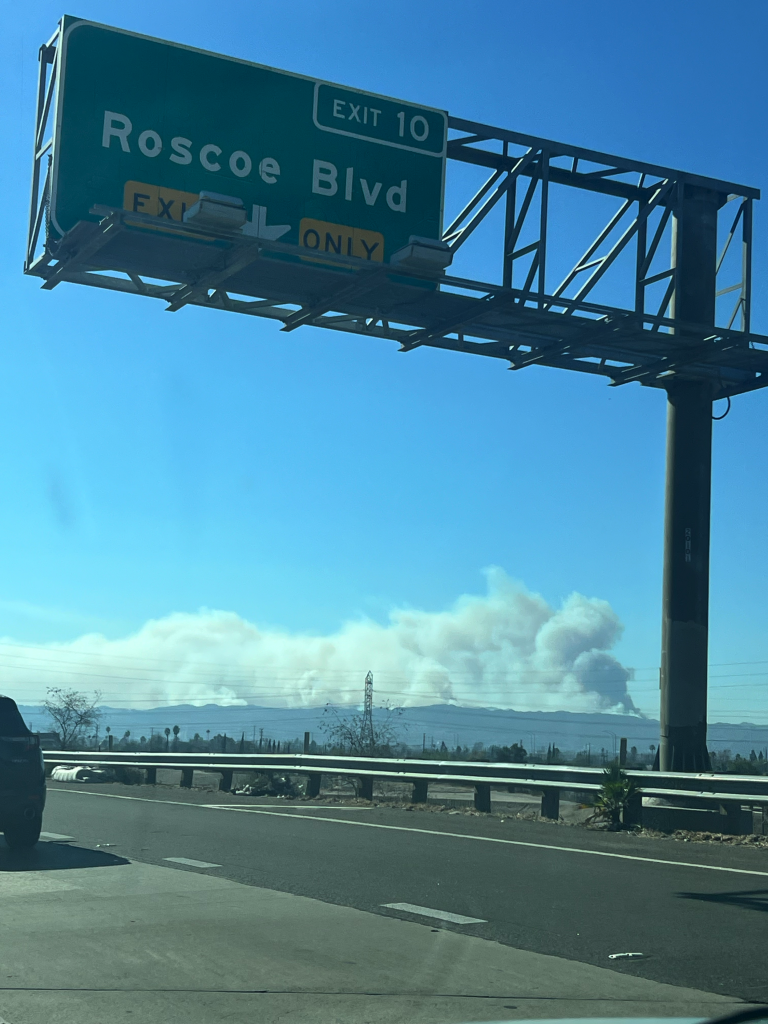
659;185;720;772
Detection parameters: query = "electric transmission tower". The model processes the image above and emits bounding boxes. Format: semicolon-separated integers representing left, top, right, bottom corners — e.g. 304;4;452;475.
360;671;375;754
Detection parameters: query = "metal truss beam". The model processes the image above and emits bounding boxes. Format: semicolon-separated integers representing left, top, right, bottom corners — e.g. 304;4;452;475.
26;208;768;401
447;116;759;200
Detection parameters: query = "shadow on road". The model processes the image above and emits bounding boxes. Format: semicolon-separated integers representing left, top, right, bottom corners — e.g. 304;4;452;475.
677;888;768;913
0;842;129;872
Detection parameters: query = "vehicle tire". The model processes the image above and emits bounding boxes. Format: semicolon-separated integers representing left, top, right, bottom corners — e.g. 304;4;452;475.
4;813;42;850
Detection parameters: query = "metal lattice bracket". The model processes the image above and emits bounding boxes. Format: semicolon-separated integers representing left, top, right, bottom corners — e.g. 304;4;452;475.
26;26;60;273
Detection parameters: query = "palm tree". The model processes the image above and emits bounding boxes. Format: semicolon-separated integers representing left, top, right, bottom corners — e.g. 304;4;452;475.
164;727;171;751
589;764;639;829
172;725;180;751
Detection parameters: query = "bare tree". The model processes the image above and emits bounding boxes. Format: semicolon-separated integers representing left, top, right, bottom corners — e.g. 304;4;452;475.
321;703;402;756
42;687;102;750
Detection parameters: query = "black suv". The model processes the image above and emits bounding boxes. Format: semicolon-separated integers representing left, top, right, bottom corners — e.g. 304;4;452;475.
0;696;45;848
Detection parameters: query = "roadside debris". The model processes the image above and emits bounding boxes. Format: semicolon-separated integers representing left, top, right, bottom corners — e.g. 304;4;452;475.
51;766;116;783
234;773;297;798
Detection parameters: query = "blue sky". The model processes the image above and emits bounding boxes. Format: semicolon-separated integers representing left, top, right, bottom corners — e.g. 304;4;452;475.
1;1;767;721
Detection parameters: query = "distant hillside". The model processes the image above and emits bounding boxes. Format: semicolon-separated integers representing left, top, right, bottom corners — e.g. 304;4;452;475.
19;702;768;757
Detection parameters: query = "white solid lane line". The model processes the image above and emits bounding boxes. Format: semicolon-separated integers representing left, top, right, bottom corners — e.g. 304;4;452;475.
206;806;768;879
383;902;487;925
50;788;768;879
40;831;75;841
203;804;374;811
164;857;221;869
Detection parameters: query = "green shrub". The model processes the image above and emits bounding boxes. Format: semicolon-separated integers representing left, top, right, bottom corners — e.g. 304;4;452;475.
589;764;639;828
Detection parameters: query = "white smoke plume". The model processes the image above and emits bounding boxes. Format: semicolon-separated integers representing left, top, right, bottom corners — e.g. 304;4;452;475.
0;569;636;713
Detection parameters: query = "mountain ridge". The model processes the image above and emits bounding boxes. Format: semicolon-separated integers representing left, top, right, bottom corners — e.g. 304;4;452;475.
19;702;768;755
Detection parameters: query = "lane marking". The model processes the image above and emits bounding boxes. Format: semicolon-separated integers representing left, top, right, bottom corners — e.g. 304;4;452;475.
50;788;768;878
163;857;221;869
204;803;374;811
46;790;369;811
383;902;486;924
40;831;75;842
206;807;768;879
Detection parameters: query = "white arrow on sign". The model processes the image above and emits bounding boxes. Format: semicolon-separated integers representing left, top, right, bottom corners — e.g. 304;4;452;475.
241;205;291;240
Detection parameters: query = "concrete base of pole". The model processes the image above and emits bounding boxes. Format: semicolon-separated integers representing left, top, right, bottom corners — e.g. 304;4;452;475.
660;724;711;773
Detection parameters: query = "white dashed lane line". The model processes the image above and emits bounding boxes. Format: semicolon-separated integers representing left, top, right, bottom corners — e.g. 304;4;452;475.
163;857;221;869
383;902;487;925
40;831;75;841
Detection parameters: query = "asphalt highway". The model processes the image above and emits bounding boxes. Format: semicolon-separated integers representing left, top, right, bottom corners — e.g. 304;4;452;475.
32;783;768;1005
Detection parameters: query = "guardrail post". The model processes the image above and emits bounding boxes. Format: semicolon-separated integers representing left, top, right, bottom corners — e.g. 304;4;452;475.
359;776;373;801
180;768;194;789
541;788;559;820
624;790;642;828
145;767;156;785
219;769;233;792
411;779;429;804
474;783;491;813
720;801;743;835
306;773;321;798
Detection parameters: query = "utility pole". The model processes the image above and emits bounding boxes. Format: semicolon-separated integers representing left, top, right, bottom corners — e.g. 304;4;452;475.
259;727;263;752
360;671;375;754
660;184;720;772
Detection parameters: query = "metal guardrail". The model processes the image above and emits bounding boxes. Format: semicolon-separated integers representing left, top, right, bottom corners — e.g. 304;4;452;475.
43;750;768;823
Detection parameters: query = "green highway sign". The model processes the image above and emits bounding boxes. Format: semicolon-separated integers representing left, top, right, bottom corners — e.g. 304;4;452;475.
51;18;447;262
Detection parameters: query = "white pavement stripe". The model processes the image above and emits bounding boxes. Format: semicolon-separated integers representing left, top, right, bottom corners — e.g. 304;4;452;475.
40;831;74;841
51;788;768;879
383;902;486;924
204;804;374;811
164;857;221;869
207;806;768;879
